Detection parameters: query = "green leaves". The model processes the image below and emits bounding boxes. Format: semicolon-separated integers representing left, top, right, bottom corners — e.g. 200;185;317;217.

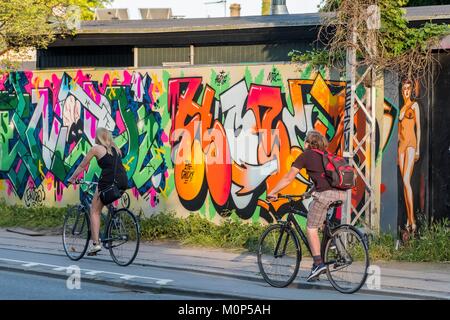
0;0;110;72
314;0;450;80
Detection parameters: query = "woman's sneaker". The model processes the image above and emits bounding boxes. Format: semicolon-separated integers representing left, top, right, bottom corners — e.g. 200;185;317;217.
306;263;327;281
87;243;102;256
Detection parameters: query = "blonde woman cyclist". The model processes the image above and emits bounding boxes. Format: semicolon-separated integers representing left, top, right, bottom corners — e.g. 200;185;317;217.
68;127;128;255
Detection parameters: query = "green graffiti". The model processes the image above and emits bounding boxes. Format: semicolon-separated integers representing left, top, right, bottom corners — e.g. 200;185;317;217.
132;105;164;189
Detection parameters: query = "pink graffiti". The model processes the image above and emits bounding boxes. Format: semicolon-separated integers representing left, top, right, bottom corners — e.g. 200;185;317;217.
115;109;126;135
68;142;76;154
131;187;140;199
27;176;35;189
0;73;8;90
85;110;97;140
55;181;64;202
40;89;49;118
82;83;101;105
122;70;132;86
45;173;54;191
99;73;119;95
54;100;61;117
148;188;158;207
6;180;13;196
137;77;142;98
75;70;91;86
54;119;60;135
15;159;22;173
161;131;169;143
23;71;34;94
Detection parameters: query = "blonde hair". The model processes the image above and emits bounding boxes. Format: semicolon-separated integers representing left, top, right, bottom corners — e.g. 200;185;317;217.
305;130;328;151
95;127;121;156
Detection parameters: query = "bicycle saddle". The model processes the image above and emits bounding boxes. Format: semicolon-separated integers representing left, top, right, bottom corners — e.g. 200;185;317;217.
329;200;343;208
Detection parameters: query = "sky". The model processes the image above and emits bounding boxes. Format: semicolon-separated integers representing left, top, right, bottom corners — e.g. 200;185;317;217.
109;0;322;19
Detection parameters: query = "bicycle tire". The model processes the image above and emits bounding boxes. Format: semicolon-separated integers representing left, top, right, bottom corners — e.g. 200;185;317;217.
107;208;140;266
257;223;301;288
62;205;90;261
324;225;369;294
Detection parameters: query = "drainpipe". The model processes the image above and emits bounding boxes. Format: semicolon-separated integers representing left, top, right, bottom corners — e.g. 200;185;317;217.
271;0;289;15
190;45;194;65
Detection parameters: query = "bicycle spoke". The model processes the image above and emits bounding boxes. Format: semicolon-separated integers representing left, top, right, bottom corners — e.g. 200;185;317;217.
257;224;301;288
62;206;90;260
108;209;140;266
325;227;369;293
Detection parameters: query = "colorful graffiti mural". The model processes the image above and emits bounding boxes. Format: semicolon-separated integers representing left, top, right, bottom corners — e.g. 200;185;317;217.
0;64;397;224
0;70;169;210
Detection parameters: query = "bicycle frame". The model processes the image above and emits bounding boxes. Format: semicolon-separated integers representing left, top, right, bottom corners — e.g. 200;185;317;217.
271;200;338;267
71;183;122;245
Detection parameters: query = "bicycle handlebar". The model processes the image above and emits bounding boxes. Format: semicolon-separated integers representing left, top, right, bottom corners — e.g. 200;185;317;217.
264;191;313;203
74;179;98;186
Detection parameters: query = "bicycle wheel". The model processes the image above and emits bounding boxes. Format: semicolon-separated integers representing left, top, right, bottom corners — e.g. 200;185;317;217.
257;223;301;288
324;225;369;294
62;205;90;261
107;209;140;266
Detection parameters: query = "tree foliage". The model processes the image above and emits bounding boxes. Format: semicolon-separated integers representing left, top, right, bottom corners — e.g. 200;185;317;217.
298;0;450;81
0;0;110;72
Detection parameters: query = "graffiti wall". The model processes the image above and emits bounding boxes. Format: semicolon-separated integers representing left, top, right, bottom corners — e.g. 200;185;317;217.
0;64;396;225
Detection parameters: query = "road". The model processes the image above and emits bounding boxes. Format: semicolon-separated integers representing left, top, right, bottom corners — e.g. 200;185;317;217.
0;247;406;300
0;269;197;300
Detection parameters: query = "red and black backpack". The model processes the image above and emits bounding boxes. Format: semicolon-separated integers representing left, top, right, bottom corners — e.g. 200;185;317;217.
312;149;356;190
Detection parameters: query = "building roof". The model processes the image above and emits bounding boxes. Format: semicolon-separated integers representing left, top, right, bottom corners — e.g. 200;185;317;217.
79;12;330;34
404;4;450;21
50;5;450;47
78;5;450;34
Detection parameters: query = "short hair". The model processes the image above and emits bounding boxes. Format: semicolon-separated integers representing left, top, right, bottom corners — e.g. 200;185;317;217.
305;130;328;151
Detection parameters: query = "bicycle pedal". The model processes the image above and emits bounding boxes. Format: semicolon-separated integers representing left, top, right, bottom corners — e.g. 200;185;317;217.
87;251;98;256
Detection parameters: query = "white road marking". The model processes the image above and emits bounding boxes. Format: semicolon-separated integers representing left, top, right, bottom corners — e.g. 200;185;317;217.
52;267;68;271
85;271;104;275
22;263;40;267
0;258;173;285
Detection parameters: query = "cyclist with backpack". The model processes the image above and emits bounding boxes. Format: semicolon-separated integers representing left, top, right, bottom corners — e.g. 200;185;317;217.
267;130;352;281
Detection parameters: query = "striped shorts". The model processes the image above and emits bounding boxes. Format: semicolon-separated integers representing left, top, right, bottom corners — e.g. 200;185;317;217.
307;189;347;228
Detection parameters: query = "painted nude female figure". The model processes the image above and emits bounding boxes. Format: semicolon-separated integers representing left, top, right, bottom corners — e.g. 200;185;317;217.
398;80;421;234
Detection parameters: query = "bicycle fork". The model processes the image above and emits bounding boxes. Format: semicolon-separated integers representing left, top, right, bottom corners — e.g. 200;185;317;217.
72;209;87;236
273;223;291;258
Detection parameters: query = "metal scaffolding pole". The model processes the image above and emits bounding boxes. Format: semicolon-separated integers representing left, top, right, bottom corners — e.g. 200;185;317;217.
342;4;380;232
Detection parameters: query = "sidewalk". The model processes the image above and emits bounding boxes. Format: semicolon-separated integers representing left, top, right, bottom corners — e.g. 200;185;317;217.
0;228;449;299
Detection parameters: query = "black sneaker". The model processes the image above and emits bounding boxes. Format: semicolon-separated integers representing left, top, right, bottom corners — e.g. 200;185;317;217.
306;263;327;282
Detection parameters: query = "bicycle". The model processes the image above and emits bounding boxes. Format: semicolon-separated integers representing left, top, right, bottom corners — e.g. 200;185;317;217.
62;180;141;266
257;192;370;294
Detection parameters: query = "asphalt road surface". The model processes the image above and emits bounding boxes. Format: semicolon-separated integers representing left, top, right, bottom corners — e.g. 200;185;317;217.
0;269;198;300
0;247;406;300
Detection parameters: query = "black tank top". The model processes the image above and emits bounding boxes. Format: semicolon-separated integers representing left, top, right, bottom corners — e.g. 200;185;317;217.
97;147;128;191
